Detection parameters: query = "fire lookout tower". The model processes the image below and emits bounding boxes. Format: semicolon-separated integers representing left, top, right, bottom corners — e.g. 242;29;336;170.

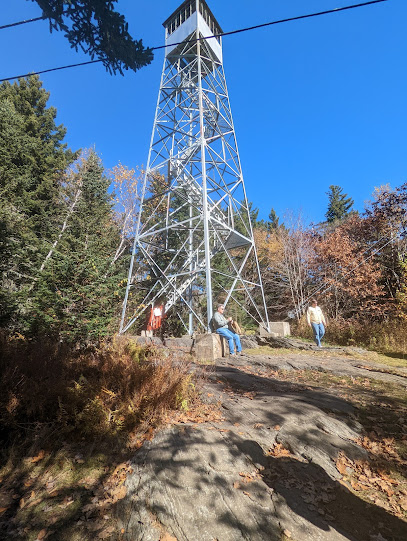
120;0;269;335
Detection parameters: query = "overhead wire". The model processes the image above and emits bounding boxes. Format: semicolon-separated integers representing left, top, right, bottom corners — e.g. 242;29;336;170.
0;15;45;31
0;0;389;83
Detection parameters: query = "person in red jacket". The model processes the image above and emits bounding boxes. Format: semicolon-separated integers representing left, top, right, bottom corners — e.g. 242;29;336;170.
146;305;164;332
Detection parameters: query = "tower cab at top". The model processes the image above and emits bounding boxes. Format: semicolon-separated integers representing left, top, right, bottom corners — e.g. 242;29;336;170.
163;0;223;62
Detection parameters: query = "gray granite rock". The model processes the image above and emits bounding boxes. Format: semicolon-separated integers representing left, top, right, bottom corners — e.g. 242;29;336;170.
117;348;406;541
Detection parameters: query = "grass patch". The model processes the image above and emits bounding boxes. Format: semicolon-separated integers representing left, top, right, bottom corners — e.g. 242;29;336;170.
367;353;407;369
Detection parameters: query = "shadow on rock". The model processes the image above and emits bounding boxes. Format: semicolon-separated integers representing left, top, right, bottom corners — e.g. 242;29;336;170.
262;452;407;541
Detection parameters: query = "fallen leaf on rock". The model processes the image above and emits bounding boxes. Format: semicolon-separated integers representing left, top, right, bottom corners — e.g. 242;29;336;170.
31;450;46;463
239;472;254;483
268;443;291;457
27;498;42;509
113;485;127;501
59;497;74;508
145;427;154;441
283;529;292;538
112;463;128;477
233;482;241;489
36;529;47;540
336;455;348;476
273;425;281;431
350;480;361;491
0;507;8;514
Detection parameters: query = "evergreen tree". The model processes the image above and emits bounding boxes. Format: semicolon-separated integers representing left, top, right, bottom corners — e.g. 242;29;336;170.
266;207;285;231
32;151;127;342
0;75;76;329
325;185;354;223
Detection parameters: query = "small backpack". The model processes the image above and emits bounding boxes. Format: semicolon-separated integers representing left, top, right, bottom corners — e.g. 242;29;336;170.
209;317;216;333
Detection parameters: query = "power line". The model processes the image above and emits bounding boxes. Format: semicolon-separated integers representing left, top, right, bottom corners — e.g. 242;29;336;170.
153;0;389;51
0;0;389;83
0;15;45;31
0;59;103;82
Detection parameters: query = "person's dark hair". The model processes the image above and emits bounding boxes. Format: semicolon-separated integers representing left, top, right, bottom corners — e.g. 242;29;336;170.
310;299;317;305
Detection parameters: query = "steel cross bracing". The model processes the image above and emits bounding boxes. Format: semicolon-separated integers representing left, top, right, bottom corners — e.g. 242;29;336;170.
120;30;269;335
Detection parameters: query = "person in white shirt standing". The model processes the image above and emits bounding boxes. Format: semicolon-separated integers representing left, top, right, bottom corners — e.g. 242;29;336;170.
306;299;327;347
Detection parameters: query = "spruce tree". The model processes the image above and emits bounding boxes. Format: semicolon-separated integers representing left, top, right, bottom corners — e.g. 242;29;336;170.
33;151;127;342
267;208;285;231
0;76;76;329
325;185;354;223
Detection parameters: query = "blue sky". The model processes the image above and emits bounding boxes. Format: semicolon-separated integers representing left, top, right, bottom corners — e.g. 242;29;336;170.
1;0;406;224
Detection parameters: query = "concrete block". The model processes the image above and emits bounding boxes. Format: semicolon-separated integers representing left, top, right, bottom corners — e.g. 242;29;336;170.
259;322;290;337
195;333;225;361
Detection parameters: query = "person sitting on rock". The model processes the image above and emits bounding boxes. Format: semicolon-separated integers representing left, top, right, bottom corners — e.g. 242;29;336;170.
212;304;242;356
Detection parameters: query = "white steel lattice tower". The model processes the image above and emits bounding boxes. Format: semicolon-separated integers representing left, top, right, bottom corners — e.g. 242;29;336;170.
120;0;269;335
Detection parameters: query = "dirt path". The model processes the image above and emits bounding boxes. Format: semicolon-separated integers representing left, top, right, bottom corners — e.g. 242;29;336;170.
118;350;407;541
